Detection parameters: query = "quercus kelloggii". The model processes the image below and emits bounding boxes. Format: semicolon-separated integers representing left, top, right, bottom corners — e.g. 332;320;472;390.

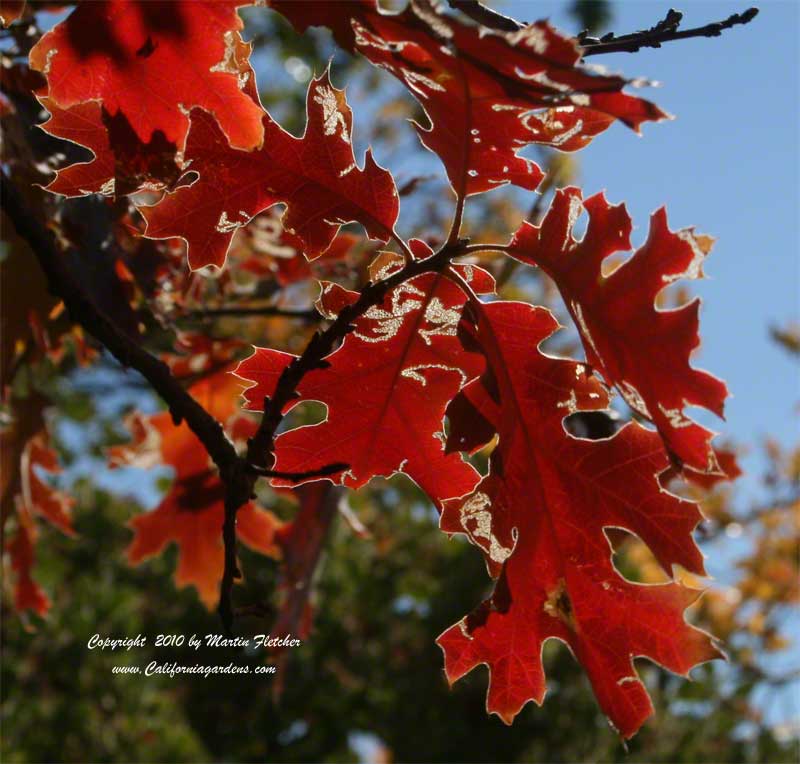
0;0;759;740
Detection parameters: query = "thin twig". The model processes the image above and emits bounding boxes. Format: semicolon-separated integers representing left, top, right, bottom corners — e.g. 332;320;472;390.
447;0;521;32
580;7;759;57
182;305;320;321
247;462;349;481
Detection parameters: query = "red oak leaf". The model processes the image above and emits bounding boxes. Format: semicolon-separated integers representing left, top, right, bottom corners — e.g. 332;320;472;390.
140;72;399;270
4;430;76;616
437;300;721;738
236;261;490;507
272;484;339;641
29;0;263;153
263;483;345;698
20;432;76;536
109;371;282;608
271;0;666;198
507;187;728;473
38;98;114;197
5;505;50;616
39;99;180;197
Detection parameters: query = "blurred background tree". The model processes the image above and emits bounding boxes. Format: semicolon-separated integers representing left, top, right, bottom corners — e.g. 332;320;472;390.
1;1;798;762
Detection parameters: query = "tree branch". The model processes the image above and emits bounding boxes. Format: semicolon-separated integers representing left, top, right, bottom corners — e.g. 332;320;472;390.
181;305;320;321
580;7;759;57
1;179;257;636
447;0;521;32
0;179;240;478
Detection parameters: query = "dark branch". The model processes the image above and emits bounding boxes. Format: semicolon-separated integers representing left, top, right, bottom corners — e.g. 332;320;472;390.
580;7;759;57
182;305;320;322
447;0;521;32
247;462;349;481
0;178;259;637
0;179;240;478
219;484;244;635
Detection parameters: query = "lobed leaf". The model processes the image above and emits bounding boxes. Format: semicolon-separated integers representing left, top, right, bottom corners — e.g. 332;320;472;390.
438;300;722;737
236;260;491;508
31;0;263;148
507;187;728;472
272;0;667;199
139;72;399;270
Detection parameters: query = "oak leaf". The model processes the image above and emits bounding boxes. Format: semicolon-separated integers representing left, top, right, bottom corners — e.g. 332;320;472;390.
272;0;666;198
438;300;721;738
507;187;728;473
140;72;399;270
30;0;263;150
236;260;490;507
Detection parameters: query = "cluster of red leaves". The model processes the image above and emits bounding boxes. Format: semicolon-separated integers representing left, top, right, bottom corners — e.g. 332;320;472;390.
12;0;739;739
272;0;667;197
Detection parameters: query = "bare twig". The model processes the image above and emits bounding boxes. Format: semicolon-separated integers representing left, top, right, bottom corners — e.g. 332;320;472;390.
447;0;521;32
580;7;759;57
247;462;349;481
447;0;757;60
182;305;320;321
